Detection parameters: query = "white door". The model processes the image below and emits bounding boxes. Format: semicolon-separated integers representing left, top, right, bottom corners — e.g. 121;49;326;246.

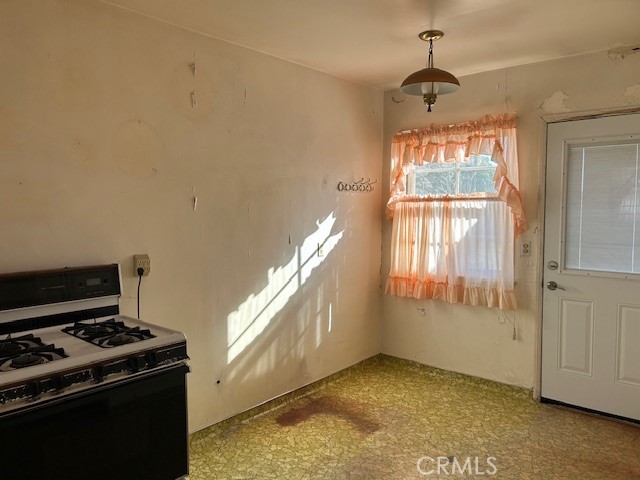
542;112;640;421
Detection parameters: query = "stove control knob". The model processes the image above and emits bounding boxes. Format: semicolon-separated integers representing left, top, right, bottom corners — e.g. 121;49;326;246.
26;381;43;398
128;355;145;372
51;377;61;391
51;375;71;391
92;365;105;383
145;351;158;368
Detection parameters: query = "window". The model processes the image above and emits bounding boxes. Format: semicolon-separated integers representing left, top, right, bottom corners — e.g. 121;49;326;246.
386;114;525;310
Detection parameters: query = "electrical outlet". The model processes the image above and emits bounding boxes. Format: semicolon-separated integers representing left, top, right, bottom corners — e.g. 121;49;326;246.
134;254;151;276
520;241;531;257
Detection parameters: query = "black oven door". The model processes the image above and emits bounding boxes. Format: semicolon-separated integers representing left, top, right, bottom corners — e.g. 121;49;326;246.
0;363;189;480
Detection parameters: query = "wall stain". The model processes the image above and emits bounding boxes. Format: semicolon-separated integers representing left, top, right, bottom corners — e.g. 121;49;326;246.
276;395;380;434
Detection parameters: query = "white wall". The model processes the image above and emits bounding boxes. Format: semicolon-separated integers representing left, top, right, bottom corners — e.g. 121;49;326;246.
382;50;640;389
0;0;383;432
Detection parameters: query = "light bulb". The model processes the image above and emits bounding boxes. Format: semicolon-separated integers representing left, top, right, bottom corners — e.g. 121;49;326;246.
421;82;440;95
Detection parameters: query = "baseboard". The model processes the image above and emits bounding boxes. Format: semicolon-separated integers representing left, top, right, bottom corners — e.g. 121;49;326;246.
192;354;384;435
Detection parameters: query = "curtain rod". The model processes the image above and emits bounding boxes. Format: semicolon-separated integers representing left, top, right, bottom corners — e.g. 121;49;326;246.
393;196;504;203
397;113;518;135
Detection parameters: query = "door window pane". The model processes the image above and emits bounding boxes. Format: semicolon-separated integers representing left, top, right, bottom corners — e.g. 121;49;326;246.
565;142;640;273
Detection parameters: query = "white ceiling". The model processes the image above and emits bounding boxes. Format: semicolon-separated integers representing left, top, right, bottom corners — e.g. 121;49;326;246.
103;0;640;90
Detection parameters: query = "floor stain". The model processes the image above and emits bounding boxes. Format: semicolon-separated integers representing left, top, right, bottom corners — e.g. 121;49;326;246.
276;395;380;434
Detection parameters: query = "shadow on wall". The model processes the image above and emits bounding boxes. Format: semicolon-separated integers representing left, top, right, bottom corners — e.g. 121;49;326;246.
223;213;344;392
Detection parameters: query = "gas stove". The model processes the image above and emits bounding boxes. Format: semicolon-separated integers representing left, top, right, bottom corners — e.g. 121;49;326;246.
0;264;189;480
0;314;187;412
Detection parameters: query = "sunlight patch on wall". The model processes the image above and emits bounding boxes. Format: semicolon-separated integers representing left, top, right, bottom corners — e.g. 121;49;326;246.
227;213;344;363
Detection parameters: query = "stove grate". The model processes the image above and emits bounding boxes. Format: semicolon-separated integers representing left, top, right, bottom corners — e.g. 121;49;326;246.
0;344;68;372
62;319;155;348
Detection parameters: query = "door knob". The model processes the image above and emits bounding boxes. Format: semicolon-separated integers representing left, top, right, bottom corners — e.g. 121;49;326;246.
547;281;565;291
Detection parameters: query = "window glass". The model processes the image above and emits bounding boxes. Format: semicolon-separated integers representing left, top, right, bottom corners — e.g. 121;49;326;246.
565;142;640;274
414;169;456;195
410;155;497;196
459;169;496;194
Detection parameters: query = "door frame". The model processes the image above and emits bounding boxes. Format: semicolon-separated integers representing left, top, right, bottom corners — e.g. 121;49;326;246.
534;106;640;402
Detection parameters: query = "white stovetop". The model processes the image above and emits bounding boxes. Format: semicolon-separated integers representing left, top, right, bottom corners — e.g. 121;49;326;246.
0;315;186;389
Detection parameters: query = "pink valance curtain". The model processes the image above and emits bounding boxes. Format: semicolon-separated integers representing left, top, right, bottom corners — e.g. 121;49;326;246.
385;113;525;310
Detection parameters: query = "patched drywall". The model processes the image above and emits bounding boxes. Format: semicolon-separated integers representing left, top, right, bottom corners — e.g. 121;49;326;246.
382;50;640;389
625;84;640;101
539;90;573;114
0;0;383;432
607;44;640;60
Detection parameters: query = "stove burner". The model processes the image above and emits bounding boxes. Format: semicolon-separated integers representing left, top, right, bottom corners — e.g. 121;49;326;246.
10;353;44;369
83;324;110;335
62;319;155;348
0;345;68;372
0;334;46;356
107;333;135;346
0;342;22;356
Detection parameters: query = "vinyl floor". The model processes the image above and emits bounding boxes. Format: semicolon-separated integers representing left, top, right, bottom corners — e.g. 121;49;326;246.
188;355;640;479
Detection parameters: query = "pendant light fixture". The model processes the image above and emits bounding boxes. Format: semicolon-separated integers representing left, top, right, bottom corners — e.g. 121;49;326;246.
400;30;460;112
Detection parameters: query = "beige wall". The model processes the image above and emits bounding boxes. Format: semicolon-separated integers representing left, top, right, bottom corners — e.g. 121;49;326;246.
0;0;383;432
382;50;640;389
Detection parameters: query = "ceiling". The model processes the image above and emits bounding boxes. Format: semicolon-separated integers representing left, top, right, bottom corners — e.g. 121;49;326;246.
103;0;640;90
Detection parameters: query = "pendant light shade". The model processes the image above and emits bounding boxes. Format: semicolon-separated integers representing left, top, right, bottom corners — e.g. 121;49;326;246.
400;30;459;112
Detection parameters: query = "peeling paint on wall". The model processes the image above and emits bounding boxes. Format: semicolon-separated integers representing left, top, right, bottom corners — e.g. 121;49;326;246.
170;59;215;119
188;52;197;77
624;84;640;102
607;44;640;60
538;90;573;113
